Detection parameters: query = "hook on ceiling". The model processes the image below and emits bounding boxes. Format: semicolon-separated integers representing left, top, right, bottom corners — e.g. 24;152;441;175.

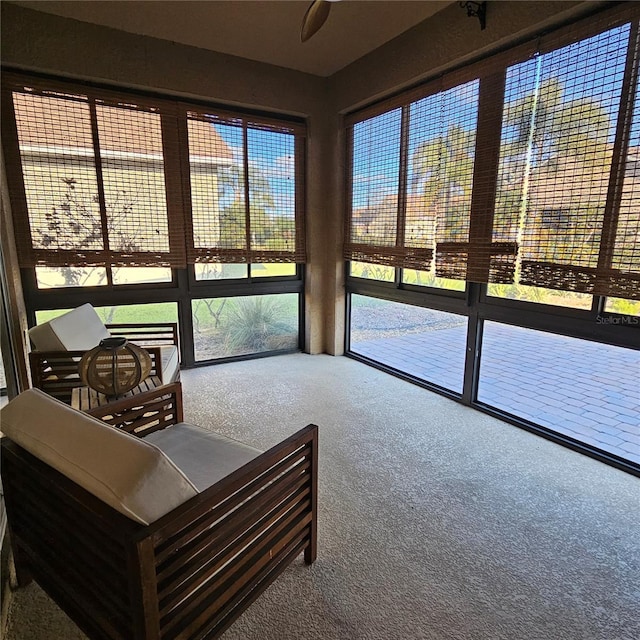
459;1;487;31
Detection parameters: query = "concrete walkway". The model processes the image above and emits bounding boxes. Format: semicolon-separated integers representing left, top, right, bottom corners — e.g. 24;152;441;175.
351;322;640;465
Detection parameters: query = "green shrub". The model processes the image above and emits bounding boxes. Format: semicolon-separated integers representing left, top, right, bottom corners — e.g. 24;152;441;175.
222;297;295;352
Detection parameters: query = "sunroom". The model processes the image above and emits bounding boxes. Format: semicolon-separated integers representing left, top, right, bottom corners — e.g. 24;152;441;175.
2;1;637;475
1;2;639;639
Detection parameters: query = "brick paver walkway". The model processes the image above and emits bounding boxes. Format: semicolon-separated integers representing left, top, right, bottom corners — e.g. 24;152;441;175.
351;322;640;465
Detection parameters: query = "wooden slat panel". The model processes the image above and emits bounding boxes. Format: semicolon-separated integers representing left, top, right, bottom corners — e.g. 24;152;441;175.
156;471;310;589
1;442;140;639
29;350;85;404
154;447;311;562
10;511;130;636
12;486;128;588
161;520;311;638
106;322;179;347
87;381;182;435
158;494;311;613
157;481;310;597
197;538;308;640
7;453;131;569
154;425;318;638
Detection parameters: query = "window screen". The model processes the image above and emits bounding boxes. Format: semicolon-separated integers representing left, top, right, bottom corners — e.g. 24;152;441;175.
345;7;640;300
96;105;171;257
186;111;306;264
346;109;403;266
409;80;479;280
2;75;306;272
503;24;633;296
11;92;104;262
4;81;186;268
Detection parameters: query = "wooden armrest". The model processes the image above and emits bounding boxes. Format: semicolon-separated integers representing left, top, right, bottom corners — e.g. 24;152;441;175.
29;349;87;404
87;381;184;436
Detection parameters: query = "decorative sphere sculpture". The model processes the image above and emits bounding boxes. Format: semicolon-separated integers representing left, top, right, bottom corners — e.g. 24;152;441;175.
80;337;152;397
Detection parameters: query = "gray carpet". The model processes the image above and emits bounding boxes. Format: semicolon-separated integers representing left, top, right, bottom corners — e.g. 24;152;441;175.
5;354;640;640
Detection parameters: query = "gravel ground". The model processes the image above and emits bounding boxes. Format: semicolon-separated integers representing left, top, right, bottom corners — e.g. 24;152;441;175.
193;330;298;361
192;305;467;355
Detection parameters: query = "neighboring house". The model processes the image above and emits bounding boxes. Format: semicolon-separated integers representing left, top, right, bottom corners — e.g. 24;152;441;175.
525;147;640;269
12;93;234;284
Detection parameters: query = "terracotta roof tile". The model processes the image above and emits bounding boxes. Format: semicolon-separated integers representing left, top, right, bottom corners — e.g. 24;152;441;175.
13;93;232;159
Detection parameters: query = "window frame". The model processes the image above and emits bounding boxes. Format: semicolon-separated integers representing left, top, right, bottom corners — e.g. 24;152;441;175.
4;71;308;369
343;2;640;477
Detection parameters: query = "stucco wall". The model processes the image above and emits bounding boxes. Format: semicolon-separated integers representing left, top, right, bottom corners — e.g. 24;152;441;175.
330;1;597;113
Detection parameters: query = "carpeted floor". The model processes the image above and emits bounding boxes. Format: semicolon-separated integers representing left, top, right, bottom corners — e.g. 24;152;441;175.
5;353;640;640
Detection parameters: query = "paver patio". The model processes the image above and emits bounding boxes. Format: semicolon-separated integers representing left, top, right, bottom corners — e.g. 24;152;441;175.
351;322;640;465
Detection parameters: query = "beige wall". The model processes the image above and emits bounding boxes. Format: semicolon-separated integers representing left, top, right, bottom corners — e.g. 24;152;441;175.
329;1;596;113
1;1;601;357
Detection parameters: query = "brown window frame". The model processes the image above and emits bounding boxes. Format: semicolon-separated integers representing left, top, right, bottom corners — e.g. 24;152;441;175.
344;3;640;302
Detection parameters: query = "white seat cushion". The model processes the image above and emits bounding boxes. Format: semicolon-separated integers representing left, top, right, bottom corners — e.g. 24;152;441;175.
159;345;180;383
144;423;262;491
0;389;198;525
29;303;110;352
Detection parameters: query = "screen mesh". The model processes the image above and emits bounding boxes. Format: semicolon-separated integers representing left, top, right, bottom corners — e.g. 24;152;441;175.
187;113;305;263
96;105;173;263
611;68;640;298
346;109;402;266
247;127;297;261
345;9;640;300
4;76;305;271
408;80;479;279
514;25;630;294
188;118;240;258
12;92;104;261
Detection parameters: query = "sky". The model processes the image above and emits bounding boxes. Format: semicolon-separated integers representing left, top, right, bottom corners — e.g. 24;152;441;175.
212;123;296;217
351;22;632;212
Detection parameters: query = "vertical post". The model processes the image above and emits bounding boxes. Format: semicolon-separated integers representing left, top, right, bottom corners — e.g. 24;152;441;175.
466;72;507;283
7;529;32;589
595;21;640;293
304;424;319;565
127;537;160;639
173;382;184;423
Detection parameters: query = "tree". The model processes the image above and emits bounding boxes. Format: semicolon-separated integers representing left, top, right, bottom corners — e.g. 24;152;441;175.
502;78;610;169
410;123;476;243
216;162;291;251
498;76;614;264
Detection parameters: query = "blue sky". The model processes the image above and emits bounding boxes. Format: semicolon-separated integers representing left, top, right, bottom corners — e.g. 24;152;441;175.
351;21;632;211
212;123;296;217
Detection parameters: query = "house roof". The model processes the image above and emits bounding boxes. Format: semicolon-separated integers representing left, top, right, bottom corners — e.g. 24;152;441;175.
13;92;233;160
528;150;640;211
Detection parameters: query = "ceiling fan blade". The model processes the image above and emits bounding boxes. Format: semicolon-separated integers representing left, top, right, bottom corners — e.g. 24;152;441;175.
300;0;332;43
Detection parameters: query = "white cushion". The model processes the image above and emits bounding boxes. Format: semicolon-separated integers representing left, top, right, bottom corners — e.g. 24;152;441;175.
29;303;110;352
144;423;262;491
0;389;198;525
159;345;180;383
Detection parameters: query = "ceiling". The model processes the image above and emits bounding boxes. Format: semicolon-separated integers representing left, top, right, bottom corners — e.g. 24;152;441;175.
8;0;452;77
